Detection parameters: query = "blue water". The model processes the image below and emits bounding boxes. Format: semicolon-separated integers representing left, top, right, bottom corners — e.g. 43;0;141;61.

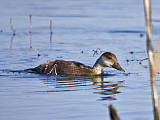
0;0;160;120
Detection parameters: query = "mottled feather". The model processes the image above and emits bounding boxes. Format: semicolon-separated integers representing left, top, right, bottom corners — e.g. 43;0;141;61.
27;52;125;76
32;60;94;75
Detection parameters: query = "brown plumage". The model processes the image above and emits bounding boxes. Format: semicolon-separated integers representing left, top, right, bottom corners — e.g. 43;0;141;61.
28;52;125;76
32;60;94;75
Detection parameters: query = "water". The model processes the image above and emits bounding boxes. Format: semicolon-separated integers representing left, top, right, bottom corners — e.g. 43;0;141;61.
0;0;160;120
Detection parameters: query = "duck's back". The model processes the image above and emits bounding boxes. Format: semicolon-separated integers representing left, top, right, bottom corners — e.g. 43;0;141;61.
31;60;94;75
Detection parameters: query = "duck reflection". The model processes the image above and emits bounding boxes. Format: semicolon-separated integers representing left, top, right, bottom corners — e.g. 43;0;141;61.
41;75;124;101
92;76;123;101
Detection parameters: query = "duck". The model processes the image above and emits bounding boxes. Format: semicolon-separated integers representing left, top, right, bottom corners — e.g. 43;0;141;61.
27;52;125;76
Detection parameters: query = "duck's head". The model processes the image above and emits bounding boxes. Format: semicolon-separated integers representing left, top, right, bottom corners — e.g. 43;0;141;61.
94;52;125;72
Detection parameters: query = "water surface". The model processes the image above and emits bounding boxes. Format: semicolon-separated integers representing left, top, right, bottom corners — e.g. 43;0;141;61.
0;0;160;120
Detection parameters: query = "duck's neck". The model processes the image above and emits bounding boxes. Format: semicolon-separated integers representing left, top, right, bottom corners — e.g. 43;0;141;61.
92;58;104;75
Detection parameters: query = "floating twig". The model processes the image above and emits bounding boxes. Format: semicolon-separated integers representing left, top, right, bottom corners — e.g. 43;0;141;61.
10;17;16;36
92;48;102;57
139;58;149;64
30;46;40;57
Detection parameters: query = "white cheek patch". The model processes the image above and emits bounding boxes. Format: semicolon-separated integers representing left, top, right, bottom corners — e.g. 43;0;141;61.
101;56;113;67
80;65;85;68
104;60;113;67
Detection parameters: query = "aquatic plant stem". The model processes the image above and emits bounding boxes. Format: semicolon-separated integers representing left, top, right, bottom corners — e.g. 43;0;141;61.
29;15;32;48
29;14;32;34
108;105;120;120
144;0;159;120
50;20;53;43
28;15;40;56
9;17;16;36
50;20;53;35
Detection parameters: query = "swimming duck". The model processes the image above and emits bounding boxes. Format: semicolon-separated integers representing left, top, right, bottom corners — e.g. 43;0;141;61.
27;52;125;76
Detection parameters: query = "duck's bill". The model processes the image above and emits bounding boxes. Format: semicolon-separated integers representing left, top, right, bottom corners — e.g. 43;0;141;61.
112;63;125;72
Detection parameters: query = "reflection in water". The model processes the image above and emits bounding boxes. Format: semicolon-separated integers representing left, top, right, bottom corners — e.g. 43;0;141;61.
49;20;53;44
40;75;125;101
10;35;15;49
0;69;125;101
50;32;53;44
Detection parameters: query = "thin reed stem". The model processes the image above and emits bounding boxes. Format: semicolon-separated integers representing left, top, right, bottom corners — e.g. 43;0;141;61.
28;15;40;56
29;15;32;34
29;15;32;48
29;31;32;48
109;105;120;120
10;17;16;36
50;20;53;43
144;0;159;119
50;20;53;34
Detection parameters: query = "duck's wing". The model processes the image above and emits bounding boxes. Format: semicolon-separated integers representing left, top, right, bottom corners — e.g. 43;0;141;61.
62;61;93;75
28;61;56;75
29;60;93;75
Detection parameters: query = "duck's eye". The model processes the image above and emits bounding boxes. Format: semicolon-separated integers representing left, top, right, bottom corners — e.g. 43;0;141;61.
107;57;112;59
